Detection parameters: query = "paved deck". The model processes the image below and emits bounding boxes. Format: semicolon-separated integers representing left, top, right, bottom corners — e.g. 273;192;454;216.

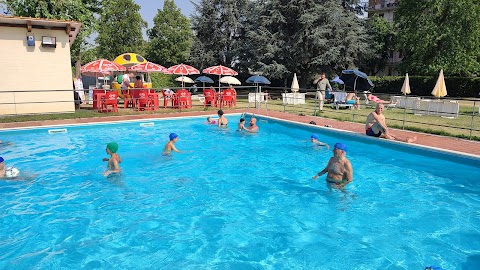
1;109;479;158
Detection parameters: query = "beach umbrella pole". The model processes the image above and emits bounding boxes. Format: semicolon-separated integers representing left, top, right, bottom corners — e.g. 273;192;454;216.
402;94;407;129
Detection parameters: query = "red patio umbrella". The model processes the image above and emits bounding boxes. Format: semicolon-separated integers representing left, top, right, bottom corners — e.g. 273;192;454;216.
81;59;126;74
202;65;238;91
128;62;167;73
202;65;238;76
166;63;200;75
81;59;126;87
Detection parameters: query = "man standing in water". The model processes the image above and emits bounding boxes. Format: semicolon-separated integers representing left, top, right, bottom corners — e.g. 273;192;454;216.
242;117;259;133
366;103;417;143
312;143;353;188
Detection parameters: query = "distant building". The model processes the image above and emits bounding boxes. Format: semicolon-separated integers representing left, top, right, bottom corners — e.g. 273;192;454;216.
368;0;402;76
0;16;81;115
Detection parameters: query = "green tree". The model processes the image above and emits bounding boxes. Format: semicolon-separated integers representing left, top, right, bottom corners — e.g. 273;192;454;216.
146;0;192;67
396;0;480;76
360;14;396;75
246;0;371;87
96;0;146;60
190;0;251;71
1;0;100;63
80;46;99;65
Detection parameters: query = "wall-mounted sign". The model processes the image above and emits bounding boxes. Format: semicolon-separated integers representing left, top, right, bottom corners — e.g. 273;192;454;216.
41;36;56;48
27;34;35;46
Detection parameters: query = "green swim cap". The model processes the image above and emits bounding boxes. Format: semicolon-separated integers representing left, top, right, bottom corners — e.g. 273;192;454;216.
106;142;119;153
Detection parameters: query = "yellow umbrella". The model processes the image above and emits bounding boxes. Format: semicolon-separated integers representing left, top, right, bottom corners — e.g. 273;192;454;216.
113;53;147;67
431;69;447;98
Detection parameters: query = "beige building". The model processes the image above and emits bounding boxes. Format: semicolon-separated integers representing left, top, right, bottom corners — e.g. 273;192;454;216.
368;0;402;76
0;16;81;115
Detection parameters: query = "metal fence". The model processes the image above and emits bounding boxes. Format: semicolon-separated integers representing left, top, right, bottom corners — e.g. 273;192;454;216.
1;87;479;140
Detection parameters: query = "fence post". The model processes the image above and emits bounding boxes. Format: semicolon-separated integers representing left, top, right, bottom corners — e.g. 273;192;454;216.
470;100;477;140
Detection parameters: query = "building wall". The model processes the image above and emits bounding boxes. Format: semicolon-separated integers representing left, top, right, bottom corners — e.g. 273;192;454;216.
0;26;74;115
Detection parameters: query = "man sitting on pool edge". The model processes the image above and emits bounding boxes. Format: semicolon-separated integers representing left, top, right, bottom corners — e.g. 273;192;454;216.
312;142;352;188
366;103;417;143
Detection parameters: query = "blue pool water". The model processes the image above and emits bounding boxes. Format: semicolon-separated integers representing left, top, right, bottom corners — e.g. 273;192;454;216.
0;115;479;269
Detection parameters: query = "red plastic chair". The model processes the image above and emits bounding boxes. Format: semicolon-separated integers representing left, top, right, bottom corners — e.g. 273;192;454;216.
203;88;217;108
161;89;175;108
122;89;134;108
101;91;118;112
221;89;235;108
136;90;153;111
176;89;192;109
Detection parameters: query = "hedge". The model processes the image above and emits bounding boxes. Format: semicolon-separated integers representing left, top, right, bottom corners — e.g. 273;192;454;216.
370;76;480;97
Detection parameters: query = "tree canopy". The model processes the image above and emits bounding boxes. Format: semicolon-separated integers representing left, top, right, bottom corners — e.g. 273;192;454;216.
146;0;192;67
361;14;396;75
396;0;480;76
244;0;371;87
96;0;147;60
190;0;251;71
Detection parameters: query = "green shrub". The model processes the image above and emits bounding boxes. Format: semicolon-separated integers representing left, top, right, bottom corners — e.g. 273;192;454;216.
150;73;176;90
370;76;480;97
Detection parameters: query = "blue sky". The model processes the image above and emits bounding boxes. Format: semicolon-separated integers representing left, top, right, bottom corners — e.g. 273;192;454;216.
135;0;197;28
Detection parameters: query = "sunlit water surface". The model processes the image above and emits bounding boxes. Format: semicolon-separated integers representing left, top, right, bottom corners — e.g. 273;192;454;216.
0;115;479;269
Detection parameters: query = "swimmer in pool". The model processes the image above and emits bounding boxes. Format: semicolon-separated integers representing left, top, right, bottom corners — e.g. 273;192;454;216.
102;142;122;176
163;133;180;155
0;156;20;179
237;118;245;131
242;117;259;133
206;117;217;124
310;133;329;148
217;110;228;127
312;142;353;188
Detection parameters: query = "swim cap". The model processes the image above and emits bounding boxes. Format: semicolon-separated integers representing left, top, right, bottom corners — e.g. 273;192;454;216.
169;133;178;141
106;142;119;153
0;157;3;163
334;142;347;152
311;134;320;140
217;110;224;116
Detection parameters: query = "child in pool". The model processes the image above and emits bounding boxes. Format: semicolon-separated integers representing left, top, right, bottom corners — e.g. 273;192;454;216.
0;156;20;179
163;133;181;155
238;118;245;131
206;117;217;124
103;142;122;176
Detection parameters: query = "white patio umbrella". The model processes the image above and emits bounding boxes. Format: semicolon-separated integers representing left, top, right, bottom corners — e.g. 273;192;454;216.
401;73;411;95
219;76;241;85
432;69;447;98
175;76;194;87
291;73;299;92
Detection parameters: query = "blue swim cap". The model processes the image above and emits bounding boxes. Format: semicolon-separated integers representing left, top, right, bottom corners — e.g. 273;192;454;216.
169;133;178;141
334;142;347;152
0;157;3;163
311;134;320;140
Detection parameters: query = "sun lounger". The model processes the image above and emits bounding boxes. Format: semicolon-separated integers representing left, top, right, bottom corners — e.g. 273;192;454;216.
412;99;459;118
331;91;353;110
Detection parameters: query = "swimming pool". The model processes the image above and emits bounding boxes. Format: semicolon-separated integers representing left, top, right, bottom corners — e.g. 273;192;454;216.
0;115;479;269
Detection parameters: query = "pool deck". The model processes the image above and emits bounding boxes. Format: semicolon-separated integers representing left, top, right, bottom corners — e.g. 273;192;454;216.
1;109;479;158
